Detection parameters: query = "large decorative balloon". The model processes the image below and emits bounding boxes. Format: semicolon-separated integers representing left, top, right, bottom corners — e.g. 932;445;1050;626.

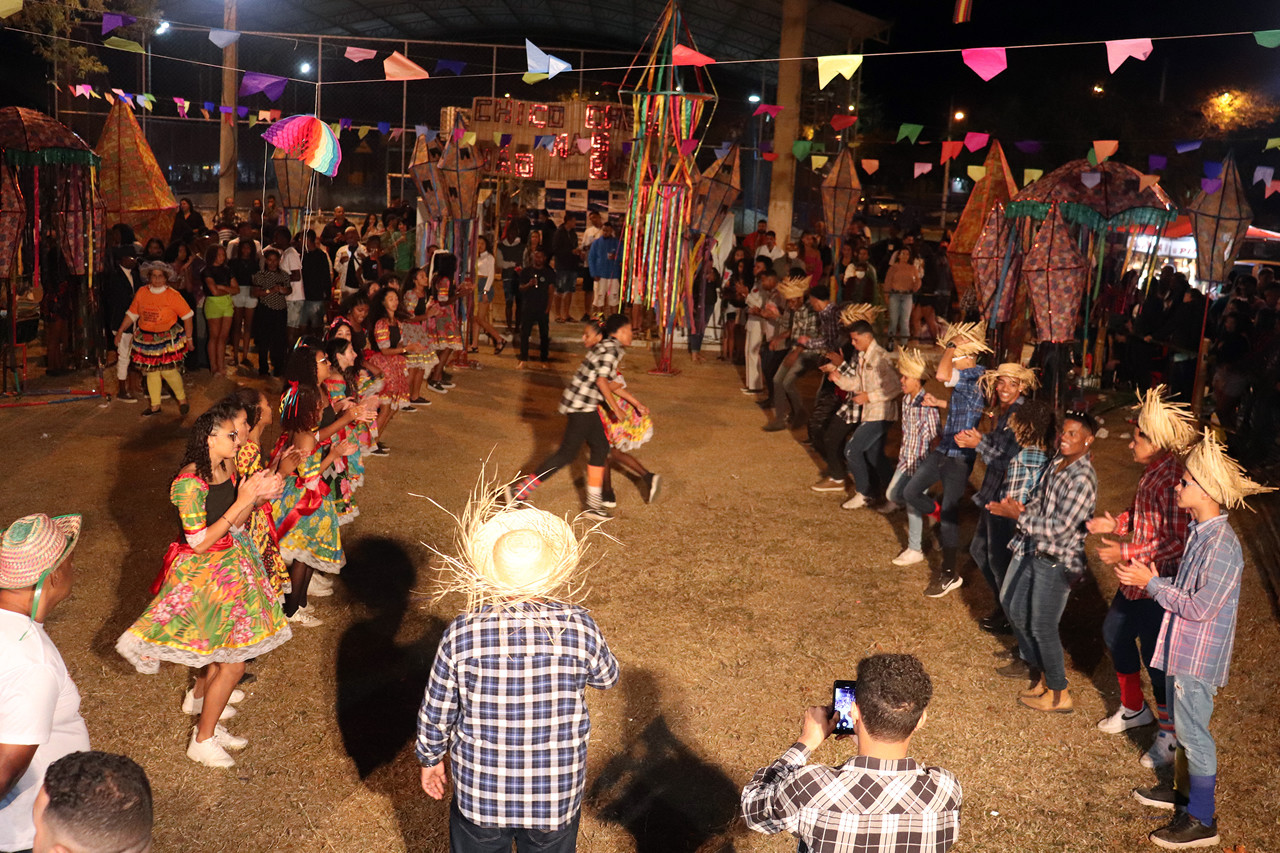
261;115;341;178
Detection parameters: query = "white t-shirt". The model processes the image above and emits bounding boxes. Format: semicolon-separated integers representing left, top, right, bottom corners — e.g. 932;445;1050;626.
476;252;496;292
0;611;90;850
579;224;602;253
276;246;303;302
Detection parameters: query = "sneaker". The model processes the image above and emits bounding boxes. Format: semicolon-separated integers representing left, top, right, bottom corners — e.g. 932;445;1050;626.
841;493;868;510
115;389;138;403
875;500;903;514
1133;781;1185;811
181;688;245;715
401;404;418;413
288;606;324;627
213;724;248;751
643;473;662;503
370;444;390;456
923;572;963;598
891;548;926;566
810;478;846;493
1140;731;1178;769
411;396;429;404
306;581;334;597
1149;812;1219;849
428;381;449;394
979;610;1012;635
583;505;613;521
1097;704;1154;734
741;387;763;395
600;490;618;508
187;728;235;768
439;379;456;390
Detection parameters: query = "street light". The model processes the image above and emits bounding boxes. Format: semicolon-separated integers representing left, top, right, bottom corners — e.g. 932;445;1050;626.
748;94;761;103
299;61;312;74
154;20;169;34
953;110;965;121
1092;84;1104;95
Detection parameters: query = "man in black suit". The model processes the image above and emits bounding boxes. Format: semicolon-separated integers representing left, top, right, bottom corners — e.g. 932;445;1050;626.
103;244;143;402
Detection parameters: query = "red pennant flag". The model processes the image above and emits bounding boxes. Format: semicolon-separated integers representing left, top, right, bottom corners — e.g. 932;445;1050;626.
672;45;715;67
940;140;964;163
830;114;857;132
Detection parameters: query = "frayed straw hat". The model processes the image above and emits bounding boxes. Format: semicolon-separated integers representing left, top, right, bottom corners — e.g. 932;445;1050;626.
1183;429;1275;510
776;276;809;300
139;261;178;282
1134;385;1197;453
937;320;992;357
979;362;1039;396
0;514;81;589
839;302;884;327
896;348;931;380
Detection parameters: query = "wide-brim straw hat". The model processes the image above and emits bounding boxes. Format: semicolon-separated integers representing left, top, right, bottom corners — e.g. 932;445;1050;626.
1135;384;1197;453
839;302;884;327
1183;429;1275;510
979;362;1039;396
139;260;177;282
937;320;992;357
0;513;82;589
896;347;931;380
776;276;809;300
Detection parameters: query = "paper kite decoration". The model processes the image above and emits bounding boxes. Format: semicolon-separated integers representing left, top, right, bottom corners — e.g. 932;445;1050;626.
95;99;177;244
1021;203;1088;343
821;148;862;239
526;39;571;79
1188;151;1251;286
261;114;341;178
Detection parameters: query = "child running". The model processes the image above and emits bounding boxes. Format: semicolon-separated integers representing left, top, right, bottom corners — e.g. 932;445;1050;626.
582;320;661;506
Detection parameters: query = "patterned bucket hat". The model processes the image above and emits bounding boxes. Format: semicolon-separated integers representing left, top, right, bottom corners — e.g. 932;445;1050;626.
0;513;82;589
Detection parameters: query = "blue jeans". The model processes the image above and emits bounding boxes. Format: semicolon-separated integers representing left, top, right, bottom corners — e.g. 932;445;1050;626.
887;292;912;342
844;420;893;497
887;468;923;551
903;450;973;555
1169;674;1218;777
772;352;820;424
1102;592;1168;706
970;509;1016;599
1001;553;1072;690
450;799;580;853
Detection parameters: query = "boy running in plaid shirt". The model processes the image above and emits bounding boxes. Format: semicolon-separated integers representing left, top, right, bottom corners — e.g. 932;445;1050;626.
876;348;940;567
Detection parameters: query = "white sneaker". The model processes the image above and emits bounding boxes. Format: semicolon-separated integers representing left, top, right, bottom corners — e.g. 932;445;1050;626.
1097;704;1154;734
309;572;334;590
1140;732;1178;768
841;493;868;510
892;548;926;566
288;606;324;627
306;577;334;597
213;724;248;751
181;690;240;718
187;728;235;768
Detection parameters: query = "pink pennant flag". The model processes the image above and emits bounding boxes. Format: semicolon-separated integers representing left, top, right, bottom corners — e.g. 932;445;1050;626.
1267;180;1280;199
1093;140;1119;162
860;159;879;174
672;44;715;67
384;50;429;80
450;127;464;142
345;46;377;62
753;104;783;119
914;162;933;178
575;137;591;153
963;131;989;152
961;47;1007;81
678;139;698;156
173;97;188;117
1081;171;1102;189
830;114;857;131
940;140;964;163
1106;38;1153;73
1139;174;1161;192
389;128;404;141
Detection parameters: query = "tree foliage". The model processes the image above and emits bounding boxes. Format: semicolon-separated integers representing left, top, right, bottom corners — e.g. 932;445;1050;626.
9;0;157;78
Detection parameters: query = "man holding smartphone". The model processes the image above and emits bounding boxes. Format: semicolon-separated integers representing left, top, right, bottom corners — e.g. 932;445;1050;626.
741;654;962;852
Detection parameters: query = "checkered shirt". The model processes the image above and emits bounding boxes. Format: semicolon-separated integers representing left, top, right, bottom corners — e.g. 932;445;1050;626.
1148;514;1243;687
896;390;941;477
812;302;843;352
415;603;619;830
1011;453;1097;572
1002;446;1049;504
741;743;963;853
972;398;1024;507
938;367;986;461
791;305;819;348
834;357;862;424
558;338;623;414
1112;452;1190;600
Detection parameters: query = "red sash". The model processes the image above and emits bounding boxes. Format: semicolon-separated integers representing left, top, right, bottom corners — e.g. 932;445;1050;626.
148;533;237;595
275;476;329;538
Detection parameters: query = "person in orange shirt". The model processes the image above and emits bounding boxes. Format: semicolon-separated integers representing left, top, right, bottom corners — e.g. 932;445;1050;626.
114;263;195;417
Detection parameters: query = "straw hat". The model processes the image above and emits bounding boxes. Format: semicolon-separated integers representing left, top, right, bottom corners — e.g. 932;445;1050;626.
1134;384;1197;453
937;320;992;357
776;276;809;300
1183;429;1275;510
139;260;177;283
896;347;931;380
0;513;82;589
979;362;1039;396
839;302;884;327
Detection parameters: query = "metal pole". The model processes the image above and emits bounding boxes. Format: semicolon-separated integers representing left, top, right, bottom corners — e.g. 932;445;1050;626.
940;98;953;232
491;46;497;98
400;40;408;204
217;0;238;207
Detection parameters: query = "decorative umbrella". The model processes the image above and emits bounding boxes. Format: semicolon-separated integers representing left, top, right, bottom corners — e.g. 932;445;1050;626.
0;166;24;273
0;106;99;167
971;202;1020;323
949;140;1017;294
1021;203;1088;343
1006;158;1175;230
690;144;740;236
1188;151;1251;287
408;133;447;223
54;167;105;275
261;115;341;178
820;147;861;240
95;100;176;244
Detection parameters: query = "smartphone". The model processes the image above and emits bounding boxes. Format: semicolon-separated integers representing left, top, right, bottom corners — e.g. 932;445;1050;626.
832;680;857;735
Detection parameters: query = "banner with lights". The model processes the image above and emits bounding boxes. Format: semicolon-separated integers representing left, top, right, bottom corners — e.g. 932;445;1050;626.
469;97;632;182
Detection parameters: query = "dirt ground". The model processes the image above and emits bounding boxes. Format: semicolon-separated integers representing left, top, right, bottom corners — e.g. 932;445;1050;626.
3;343;1279;853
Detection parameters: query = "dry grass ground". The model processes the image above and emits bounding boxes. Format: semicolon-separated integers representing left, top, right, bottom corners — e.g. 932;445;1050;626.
3;345;1279;852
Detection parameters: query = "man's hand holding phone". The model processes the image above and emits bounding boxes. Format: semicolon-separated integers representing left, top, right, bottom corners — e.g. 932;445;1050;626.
798;705;839;750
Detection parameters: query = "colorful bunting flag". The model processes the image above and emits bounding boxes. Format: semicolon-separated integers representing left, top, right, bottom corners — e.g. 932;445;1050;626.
1093;139;1118;162
860;159;879;174
967;165;987;181
753;104;783;119
462;131;476;146
522;73;549;84
1201;177;1222;194
101;13;135;35
358;126;371;139
1105;37;1153;73
1268;180;1280;198
897;123;924;143
103;36;144;53
1080;171;1102;188
345;46;378;62
811;154;829;170
830;114;857;131
1174;140;1201;153
1253;166;1274;186
239;72;287;101
762;152;778;162
339;118;353;130
792;140;812;160
1203;161;1223;179
914;162;933;177
961;47;1006;81
816;54;863;89
1139;174;1161;191
672;45;715;67
1266;138;1280;151
384;51;429;80
1254;30;1280;48
208;28;239;49
963;131;989;152
525;39;571;78
576;137;592;153
678;139;698;156
377;121;391;135
940;140;964;163
1023;168;1043;185
433;59;466;75
1148;154;1167;171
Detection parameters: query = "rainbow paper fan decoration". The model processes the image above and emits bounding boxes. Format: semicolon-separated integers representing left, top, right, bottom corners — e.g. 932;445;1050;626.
261;114;341;178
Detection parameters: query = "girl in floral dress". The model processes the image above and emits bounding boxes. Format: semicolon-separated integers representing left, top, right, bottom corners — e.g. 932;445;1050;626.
328;319;383;457
116;407;290;769
399;267;440;404
364;289;414;448
425;274;464;394
226;387;295;599
323;336;368;524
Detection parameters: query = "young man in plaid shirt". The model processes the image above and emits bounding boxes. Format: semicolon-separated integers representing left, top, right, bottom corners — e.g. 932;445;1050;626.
741;653;962;853
1116;431;1272;850
877;349;941;566
1088;387;1194;770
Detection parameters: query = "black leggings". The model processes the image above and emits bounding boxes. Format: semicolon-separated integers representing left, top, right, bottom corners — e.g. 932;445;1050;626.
534;411;610;481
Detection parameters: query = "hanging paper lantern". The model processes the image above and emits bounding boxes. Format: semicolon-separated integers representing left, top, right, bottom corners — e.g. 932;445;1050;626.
1188;151;1251;286
971;202;1020;323
690;144;740;236
820;147;862;239
261;114;341;178
435;139;482;221
408;133;447;223
1021;203;1088;343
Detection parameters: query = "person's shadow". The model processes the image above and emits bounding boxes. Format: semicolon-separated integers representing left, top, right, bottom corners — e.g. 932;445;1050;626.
587;669;742;853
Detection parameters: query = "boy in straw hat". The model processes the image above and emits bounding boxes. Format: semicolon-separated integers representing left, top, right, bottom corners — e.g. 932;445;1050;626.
1117;431;1273;850
764;280;835;432
877;349;942;567
0;513;91;853
1087;386;1196;770
416;496;619;850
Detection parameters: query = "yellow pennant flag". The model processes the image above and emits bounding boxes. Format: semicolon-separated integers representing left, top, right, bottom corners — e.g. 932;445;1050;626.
462;131;477;146
817;54;863;89
1023;168;1043;185
966;165;987;181
810;154;829;170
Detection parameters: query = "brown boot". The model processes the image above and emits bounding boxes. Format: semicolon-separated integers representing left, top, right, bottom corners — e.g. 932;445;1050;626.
1020;687;1073;713
1018;674;1047;698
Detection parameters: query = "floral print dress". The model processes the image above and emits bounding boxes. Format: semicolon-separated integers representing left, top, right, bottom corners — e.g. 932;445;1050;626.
116;474;292;674
323;375;365;524
235;442;291;597
270;435;346;574
364;319;410;407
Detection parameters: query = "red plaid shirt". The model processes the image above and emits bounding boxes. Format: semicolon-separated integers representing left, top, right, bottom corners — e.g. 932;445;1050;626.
1113;452;1189;600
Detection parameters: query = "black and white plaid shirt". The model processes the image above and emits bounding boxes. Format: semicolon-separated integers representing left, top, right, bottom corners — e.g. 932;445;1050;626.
416;603;619;831
742;744;963;853
558;337;623;414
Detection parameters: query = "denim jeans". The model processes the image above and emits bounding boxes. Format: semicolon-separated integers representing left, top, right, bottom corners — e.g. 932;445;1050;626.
887;292;913;342
450;799;581;853
903;451;974;552
1001;553;1073;690
887;469;923;551
818;418;855;481
772;351;819;424
970;509;1016;599
1168;674;1218;777
1102;592;1168;706
844;420;893;497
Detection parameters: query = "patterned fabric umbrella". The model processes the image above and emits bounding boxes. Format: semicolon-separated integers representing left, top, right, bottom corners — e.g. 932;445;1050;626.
690;144;740;236
971;202;1020;323
1021;203;1088;343
0;107;99;167
0;165;25;273
1189;151;1251;286
95;101;177;245
1007;158;1175;230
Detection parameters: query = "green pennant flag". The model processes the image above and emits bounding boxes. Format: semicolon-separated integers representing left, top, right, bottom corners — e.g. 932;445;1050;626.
792;140;812;161
1266;138;1280;151
103;36;145;54
1254;30;1280;48
1086;147;1098;166
493;132;502;145
897;123;923;144
810;142;827;153
248;115;258;127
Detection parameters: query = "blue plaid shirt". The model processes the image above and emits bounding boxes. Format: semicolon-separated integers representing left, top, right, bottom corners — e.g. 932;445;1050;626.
1002;446;1049;503
939;367;986;461
416;603;619;830
1148;514;1243;687
973;398;1024;506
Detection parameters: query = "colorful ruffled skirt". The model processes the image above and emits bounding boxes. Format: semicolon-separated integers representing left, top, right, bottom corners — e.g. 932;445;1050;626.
364;350;410;408
600;399;654;451
131;325;187;372
400;320;442;370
